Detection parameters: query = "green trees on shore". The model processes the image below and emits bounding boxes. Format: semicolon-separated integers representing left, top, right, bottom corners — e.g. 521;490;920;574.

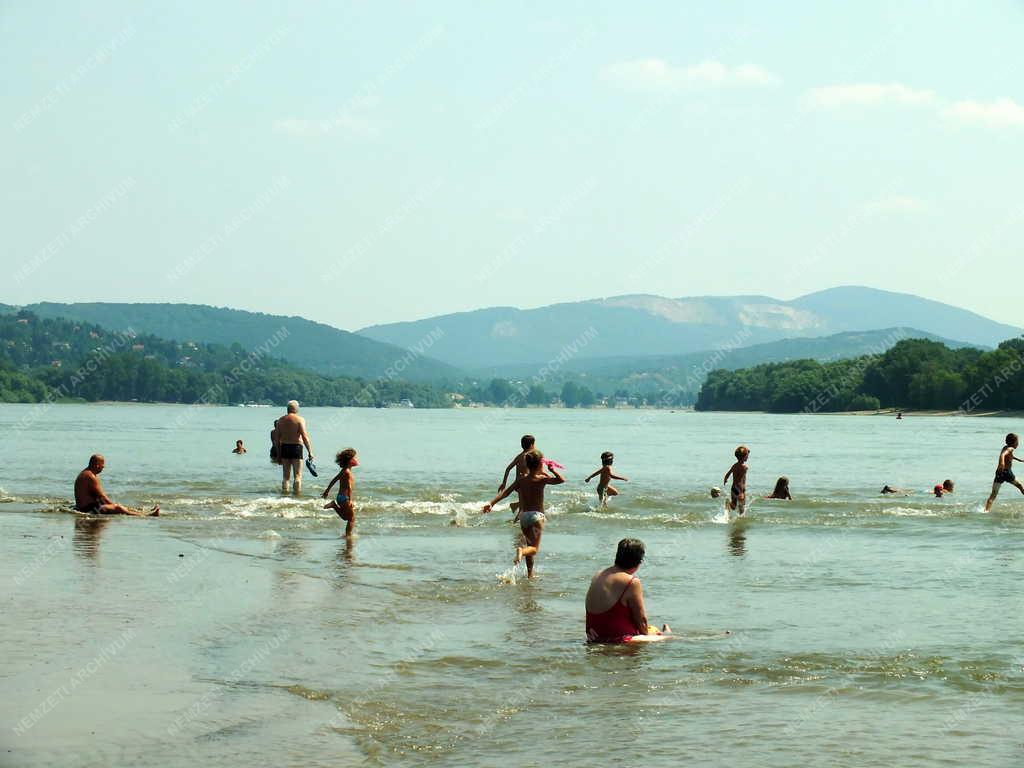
0;312;451;407
696;338;1024;413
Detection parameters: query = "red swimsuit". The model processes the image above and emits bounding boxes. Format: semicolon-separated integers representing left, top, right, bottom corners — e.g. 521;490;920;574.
586;576;640;643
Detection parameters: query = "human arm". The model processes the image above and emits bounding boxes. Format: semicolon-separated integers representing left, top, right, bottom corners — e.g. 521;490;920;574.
723;465;734;484
322;472;341;498
498;457;517;490
545;466;566;485
624;579;649;636
483;479;518;513
299;419;313;458
610;472;629;482
584;468;600;483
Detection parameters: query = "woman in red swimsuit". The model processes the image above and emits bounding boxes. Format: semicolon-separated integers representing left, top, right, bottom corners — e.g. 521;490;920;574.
585;538;670;643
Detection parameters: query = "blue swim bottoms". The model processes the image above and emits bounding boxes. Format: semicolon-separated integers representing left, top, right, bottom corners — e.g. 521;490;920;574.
519;510;545;531
336;493;349;505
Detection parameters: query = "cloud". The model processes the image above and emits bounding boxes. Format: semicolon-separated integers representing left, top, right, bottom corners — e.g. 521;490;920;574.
602;59;780;90
805;82;935;108
272;116;377;137
942;98;1024;128
864;195;927;215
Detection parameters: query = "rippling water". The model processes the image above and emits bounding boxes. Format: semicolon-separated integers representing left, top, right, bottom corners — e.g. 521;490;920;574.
2;404;1023;767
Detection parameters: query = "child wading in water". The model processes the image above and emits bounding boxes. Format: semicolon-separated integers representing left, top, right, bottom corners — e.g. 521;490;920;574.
585;451;629;507
483;449;564;578
323;448;358;537
984;433;1024;512
723;445;750;516
497;434;536;519
765;476;791;500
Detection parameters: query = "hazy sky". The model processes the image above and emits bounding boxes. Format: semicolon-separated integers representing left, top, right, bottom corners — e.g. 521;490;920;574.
3;1;1022;331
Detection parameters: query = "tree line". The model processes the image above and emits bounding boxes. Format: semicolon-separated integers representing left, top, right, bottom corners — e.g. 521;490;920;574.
0;311;451;407
695;338;1024;413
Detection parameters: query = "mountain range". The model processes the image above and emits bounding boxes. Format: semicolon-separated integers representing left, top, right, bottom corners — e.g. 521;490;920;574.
358;286;1019;370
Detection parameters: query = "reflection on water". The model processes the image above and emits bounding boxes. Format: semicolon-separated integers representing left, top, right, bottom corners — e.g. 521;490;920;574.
728;525;747;557
73;516;110;560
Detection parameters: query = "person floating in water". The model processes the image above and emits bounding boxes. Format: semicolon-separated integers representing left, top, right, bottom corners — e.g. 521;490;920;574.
765;476;791;500
585;451;628;507
881;485;910;495
585;538;669;643
984;433;1024;512
74;454;159;516
232;439;246;454
483;449;564;578
723;445;750;515
323;448;358;538
933;479;954;497
497;434;536;519
710;486;722;498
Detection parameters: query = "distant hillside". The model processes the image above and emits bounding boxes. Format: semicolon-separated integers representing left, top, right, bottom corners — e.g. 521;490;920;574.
358;286;1019;369
0;311;451;407
472;327;973;402
21;302;459;383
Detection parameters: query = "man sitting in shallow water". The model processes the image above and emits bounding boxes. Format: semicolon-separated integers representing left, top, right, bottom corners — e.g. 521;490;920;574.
74;454;159;516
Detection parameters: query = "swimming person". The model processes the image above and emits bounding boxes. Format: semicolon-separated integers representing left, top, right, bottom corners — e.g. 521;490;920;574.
723;445;750;515
765;476;791;500
585;538;669;643
73;454;159;516
482;449;564;578
984;433;1024;512
322;448;358;538
232;439;246;454
584;451;628;507
497;434;536;518
275;401;314;495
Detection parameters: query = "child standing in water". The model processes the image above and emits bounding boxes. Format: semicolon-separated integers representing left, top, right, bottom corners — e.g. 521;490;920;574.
984;433;1024;512
723;445;750;515
483;449;564;578
323;448;358;537
497;434;536;518
585;451;629;507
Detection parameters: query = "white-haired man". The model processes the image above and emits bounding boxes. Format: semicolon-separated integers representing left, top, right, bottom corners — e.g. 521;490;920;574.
274;400;314;495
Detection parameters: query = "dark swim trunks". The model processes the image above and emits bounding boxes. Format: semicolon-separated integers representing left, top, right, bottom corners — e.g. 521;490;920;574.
994;468;1015;484
279;443;304;460
74;502;101;513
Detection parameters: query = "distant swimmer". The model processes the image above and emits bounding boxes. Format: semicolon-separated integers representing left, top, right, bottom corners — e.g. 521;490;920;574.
496;434;536;519
710;487;722;499
723;445;750;516
764;476;792;500
322;448;358;538
585;538;670;643
483;449;564;578
585;451;628;507
880;485;910;495
232;439;247;455
275;401;314;495
984;433;1024;512
934;480;954;497
896;412;903;420
73;455;159;516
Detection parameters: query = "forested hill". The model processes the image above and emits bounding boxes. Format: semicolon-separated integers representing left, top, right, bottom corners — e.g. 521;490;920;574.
695;338;1024;413
0;311;451;407
17;302;459;383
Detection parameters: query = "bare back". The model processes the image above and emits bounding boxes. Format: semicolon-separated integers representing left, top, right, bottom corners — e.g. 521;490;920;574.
585;568;639;613
74;470;103;508
276;413;306;445
515;471;557;512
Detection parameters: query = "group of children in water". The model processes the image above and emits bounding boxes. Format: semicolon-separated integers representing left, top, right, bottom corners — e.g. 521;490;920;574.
294;431;1024;589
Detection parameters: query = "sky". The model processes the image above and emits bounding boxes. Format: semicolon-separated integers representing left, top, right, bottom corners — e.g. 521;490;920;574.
3;1;1023;331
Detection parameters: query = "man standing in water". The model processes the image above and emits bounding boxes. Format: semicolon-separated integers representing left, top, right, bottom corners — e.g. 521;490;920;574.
74;455;159;516
274;400;314;495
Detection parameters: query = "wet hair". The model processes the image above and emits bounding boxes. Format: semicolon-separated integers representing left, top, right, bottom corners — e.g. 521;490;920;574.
615;538;645;569
336;448;357;468
601;451;614;466
235;439;243;446
943;479;954;491
735;445;750;459
1007;433;1019;447
521;434;535;450
524;449;543;471
772;476;789;497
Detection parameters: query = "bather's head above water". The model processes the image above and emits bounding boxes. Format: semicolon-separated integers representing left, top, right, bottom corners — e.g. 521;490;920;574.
614;537;645;573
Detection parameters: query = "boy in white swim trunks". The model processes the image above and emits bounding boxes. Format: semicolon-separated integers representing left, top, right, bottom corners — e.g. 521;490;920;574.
483;449;564;578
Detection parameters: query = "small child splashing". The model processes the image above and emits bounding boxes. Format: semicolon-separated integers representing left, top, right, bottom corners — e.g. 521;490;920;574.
323;448;358;537
585;451;629;507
